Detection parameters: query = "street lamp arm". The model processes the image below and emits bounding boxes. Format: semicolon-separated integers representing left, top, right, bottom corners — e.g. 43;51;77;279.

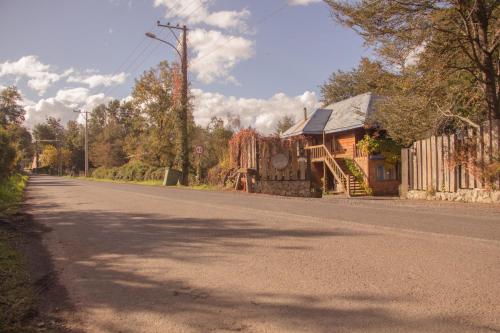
145;33;182;58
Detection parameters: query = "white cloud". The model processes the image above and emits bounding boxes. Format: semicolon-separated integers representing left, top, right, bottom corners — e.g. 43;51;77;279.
189;29;254;84
0;55;62;95
55;87;90;105
154;0;250;30
84;93;112;111
67;72;127;88
191;88;320;134
23;88;113;128
24;98;77;128
288;0;321;5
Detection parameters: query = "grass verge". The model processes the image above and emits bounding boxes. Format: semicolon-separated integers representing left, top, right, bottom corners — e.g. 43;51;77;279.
68;176;163;186
0;174;29;217
68;176;219;191
0;174;36;332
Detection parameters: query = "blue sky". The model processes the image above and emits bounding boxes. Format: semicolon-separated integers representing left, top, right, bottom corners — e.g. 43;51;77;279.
0;0;369;132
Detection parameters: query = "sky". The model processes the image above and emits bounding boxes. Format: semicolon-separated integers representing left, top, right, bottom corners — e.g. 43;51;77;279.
0;0;370;133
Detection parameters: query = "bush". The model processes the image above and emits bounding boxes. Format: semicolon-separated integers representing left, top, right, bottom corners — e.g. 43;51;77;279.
90;162;165;182
207;155;233;186
0;174;28;216
0;127;16;180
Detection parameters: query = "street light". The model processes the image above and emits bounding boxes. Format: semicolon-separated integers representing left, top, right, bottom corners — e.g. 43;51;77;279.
145;23;190;186
145;32;182;58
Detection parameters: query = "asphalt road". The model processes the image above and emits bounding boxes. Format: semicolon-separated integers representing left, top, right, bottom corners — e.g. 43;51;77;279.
26;175;500;333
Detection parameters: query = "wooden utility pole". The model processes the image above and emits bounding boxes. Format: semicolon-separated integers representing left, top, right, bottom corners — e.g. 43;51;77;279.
151;22;190;185
74;109;90;177
179;25;189;186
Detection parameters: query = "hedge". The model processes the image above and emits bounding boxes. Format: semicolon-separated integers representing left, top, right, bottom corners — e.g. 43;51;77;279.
91;162;165;182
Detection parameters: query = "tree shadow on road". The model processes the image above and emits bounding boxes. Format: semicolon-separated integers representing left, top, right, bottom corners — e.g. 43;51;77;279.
26;205;499;333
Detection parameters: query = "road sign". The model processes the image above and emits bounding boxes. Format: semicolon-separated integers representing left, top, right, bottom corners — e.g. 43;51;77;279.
195;145;204;155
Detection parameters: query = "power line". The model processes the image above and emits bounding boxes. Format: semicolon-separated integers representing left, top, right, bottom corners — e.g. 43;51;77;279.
101;22;158;90
104;28;175;98
101;25;166;97
190;1;289;67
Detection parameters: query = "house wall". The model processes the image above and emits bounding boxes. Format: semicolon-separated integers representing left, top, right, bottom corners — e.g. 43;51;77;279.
368;159;400;195
308;128;365;159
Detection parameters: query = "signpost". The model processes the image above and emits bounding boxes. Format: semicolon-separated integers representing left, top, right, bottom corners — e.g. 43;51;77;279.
195;145;204;183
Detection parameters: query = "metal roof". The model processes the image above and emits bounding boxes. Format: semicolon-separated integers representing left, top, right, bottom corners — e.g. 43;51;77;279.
280;109;332;138
280;92;375;138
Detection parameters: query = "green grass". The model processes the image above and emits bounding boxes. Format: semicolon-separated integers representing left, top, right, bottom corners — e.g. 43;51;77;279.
0;174;29;217
0;230;35;332
68;176;219;191
69;176;163;186
0;174;35;332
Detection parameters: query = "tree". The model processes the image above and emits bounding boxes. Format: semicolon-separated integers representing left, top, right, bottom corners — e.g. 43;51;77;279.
274;115;295;136
0;127;16;179
65;120;85;171
9;126;33;168
325;0;499;129
39;145;58;170
0;86;32;175
88;101;127;168
132;61;181;168
320;58;395;105
0;86;25;127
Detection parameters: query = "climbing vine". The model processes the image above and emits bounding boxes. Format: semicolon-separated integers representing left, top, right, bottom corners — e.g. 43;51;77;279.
356;134;401;165
345;159;373;195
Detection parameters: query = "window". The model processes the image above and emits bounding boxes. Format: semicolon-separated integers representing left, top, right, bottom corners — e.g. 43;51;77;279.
331;137;342;153
375;163;397;181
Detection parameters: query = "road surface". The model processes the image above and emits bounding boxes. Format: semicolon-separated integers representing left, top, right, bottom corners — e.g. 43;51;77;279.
26;175;500;333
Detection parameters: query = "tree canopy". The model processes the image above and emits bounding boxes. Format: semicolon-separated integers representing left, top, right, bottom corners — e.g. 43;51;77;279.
323;0;499;145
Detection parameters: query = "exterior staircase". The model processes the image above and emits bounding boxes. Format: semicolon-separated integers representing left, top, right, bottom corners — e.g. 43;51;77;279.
306;145;369;197
335;158;369;196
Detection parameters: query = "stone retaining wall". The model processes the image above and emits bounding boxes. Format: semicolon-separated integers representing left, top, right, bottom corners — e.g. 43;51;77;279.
405;189;500;203
255;180;320;198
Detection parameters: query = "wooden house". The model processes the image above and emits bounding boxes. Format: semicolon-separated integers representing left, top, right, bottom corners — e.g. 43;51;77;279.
281;92;400;196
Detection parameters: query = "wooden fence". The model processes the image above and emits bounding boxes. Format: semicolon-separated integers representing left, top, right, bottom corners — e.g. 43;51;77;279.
231;133;310;182
401;120;499;194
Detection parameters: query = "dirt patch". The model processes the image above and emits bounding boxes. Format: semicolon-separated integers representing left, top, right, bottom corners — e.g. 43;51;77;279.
0;209;75;333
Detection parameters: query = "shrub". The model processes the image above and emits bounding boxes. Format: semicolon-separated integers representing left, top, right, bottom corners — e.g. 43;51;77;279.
0;174;28;216
0;127;16;180
90;162;165;182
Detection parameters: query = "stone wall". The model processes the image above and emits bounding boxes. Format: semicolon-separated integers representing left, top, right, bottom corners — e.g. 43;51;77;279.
405;189;500;204
255;180;321;198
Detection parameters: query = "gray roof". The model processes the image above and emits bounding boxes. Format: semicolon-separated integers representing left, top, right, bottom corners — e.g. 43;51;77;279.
281;92;376;138
280;109;332;137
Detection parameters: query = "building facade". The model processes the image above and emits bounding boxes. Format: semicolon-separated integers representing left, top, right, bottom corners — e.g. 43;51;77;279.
281;93;400;196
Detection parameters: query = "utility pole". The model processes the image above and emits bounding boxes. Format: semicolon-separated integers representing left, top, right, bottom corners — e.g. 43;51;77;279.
146;22;190;186
179;25;189;186
74;109;89;177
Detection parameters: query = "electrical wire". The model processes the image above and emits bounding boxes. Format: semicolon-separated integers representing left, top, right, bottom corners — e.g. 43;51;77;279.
189;1;289;68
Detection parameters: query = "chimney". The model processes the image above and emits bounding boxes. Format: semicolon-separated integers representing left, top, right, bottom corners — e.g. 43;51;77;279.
303;107;307;121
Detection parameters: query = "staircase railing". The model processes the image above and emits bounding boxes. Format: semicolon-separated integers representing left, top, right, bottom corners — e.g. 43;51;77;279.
306;145;351;196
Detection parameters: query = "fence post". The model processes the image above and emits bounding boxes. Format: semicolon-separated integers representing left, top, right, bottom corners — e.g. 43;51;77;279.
400;148;409;196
